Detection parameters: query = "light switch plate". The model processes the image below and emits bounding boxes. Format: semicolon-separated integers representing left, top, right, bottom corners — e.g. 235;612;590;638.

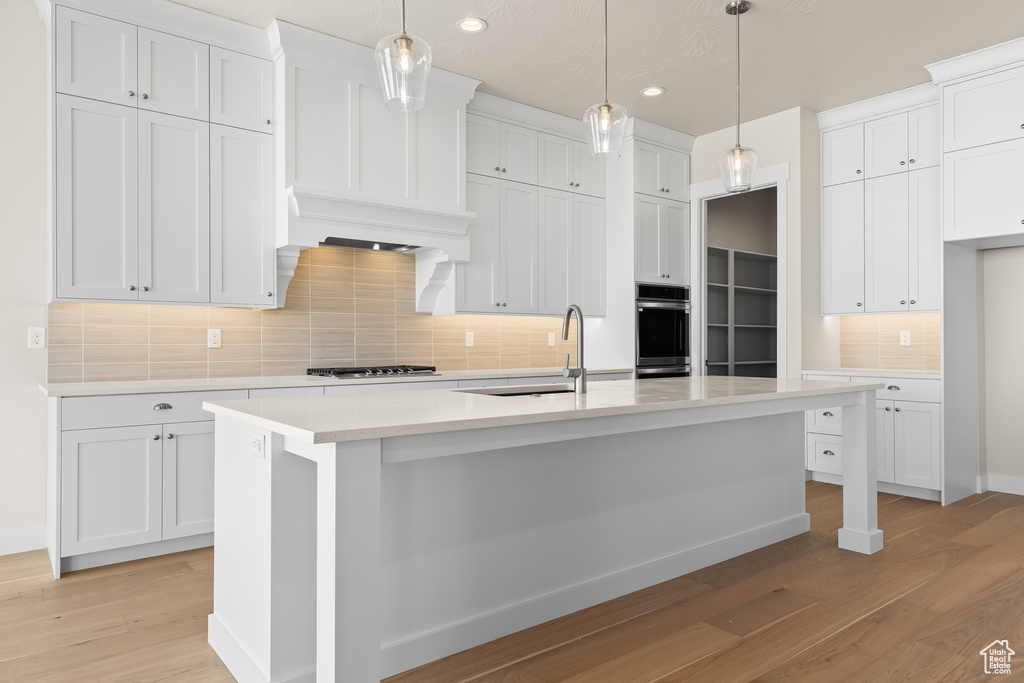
466;331;474;347
900;331;911;346
548;332;556;347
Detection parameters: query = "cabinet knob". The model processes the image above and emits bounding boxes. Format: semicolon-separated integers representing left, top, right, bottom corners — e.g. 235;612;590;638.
886;385;900;391
856;302;862;307
574;182;579;187
895;407;901;412
910;299;916;305
660;187;665;192
885;406;891;411
128;90;135;97
1020;124;1023;129
569;182;574;187
494;166;500;172
143;286;150;292
501;168;506;173
900;300;906;305
665;188;669;193
166;433;174;439
267;292;273;297
900;161;906;166
501;302;507;306
823;411;834;417
129;285;136;291
266;119;272;124
823;450;835;457
909;159;916;164
153;403;172;410
856;169;862;174
142;93;149;99
153;434;161;440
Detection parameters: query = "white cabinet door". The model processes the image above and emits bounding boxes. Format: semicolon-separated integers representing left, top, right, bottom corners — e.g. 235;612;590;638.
821;182;865;313
210;124;275;306
573;141;606;198
138;111;210;303
864;173;909;312
909;166;941;311
908;104;940;170
56;95;139;301
162;421;215;540
943;65;1024;152
864;113;908;179
634;194;663;283
574;194;606;317
137;28;209;120
537;133;574;192
877;400;896;484
662;200;690;285
662;149;690;201
499;122;538;185
943;139;1024;242
500;180;539;313
210;47;273;133
61;425;162;556
466;113;500;177
634;141;662;196
55;7;137;106
822;125;864;186
537;187;573;315
894;401;940;489
457;174;501;312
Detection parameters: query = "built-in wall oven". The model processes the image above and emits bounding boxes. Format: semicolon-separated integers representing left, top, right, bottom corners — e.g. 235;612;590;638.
635;283;691;377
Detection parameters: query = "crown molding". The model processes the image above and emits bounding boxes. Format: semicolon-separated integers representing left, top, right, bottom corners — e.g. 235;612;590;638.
926;36;1024;85
817;82;938;131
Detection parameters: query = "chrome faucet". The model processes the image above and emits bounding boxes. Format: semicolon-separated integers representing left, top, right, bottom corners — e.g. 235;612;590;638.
562;304;586;394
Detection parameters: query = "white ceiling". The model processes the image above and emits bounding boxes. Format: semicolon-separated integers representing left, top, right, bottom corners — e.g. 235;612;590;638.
171;0;1024;135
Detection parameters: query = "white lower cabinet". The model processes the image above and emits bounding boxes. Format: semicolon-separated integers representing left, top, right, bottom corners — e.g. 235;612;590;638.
893;400;941;489
161;421;215;540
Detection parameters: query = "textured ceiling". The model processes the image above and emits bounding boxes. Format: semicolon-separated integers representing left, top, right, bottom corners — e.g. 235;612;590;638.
170;0;1024;136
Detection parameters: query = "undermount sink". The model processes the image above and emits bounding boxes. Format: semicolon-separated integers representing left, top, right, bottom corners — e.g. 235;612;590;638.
457;385;575;397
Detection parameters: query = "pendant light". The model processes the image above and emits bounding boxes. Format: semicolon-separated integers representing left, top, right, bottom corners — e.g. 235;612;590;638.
584;0;627;161
374;0;432;111
720;1;757;192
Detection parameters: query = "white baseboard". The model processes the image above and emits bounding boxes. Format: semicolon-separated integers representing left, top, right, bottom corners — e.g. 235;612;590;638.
985;473;1024;496
62;533;214;573
209;614;315;683
807;471;940;502
0;525;46;556
379;512;811;677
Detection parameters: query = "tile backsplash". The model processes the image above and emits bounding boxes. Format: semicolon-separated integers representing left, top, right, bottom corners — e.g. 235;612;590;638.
47;247;578;383
839;313;940;372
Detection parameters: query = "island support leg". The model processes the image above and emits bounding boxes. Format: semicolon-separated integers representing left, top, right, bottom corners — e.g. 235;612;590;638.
316;439;382;682
838;390;883;554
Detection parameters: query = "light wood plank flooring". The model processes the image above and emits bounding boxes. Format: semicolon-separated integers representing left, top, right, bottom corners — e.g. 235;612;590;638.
3;482;1023;682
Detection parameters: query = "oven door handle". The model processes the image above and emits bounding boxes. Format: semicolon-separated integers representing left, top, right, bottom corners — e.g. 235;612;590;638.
636;301;691;310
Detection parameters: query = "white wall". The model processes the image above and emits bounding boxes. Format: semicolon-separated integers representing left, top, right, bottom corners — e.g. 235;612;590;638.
0;0;48;550
691;106;838;376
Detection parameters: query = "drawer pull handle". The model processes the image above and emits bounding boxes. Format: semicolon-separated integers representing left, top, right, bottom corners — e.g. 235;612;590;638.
886;385;900;391
153;403;172;410
823;450;835;457
152;434;160;441
823;411;834;417
166;433;174;439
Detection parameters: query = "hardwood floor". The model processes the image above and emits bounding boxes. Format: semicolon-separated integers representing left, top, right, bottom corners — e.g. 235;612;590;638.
3;481;1023;682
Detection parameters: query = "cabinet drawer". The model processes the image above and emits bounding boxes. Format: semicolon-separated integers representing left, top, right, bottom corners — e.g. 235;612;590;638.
324;380;459;395
807;407;843;435
806;433;843;475
862;377;939;403
62;390;247;430
249;386;325;398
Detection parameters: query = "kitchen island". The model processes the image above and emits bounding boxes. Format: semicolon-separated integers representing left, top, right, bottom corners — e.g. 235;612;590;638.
203;376;883;683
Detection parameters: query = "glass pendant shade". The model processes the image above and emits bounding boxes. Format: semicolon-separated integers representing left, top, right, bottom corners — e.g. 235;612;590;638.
720;145;757;193
374;32;431;111
584;101;628;160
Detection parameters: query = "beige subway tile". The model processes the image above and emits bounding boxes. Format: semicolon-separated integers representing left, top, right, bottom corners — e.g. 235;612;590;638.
530;354;559;369
149;326;206;345
472;330;500;345
311;297;356;314
262;360;311;377
396;328;432;345
84;345;149;364
296;248;312;264
149;345;208;363
149;362;208;380
47;364;83;383
261;310;310;328
209;361;258;379
396;314;433;330
394;296;418;316
261;344;311;362
355;313;397;330
499;316;532;333
312;344;355;361
925;342;941;359
434;330;468;346
839;328;880;345
309;246;354;267
312;328;355;346
355;297;395;315
530;330;561;346
353;268;395;286
529;316;561;331
313;358;358;368
291;264;311;281
263;327;311;345
923;329;940;347
498;356;531;369
839;356;883;370
879;356;926;371
925;356;941;372
433;344;468;360
396;268;416;287
84;363;149;382
209;307;262;328
395;253;415;272
209;345;262;362
82;303;150;326
354;353;399;367
469;343;500;361
396;343;432;360
311;280;354;298
879;314;924;331
149;305;208;327
355;328;396;346
354;250;396;271
310;312;354;330
467;315;502;332
355;282;398;301
222;327;262;345
468;356;502;371
285;278;311;299
395;285;416;304
48;302;83;325
49;325;83;345
499;342;530;357
924;313;941;331
47;346;82;365
83;324;148;345
880;343;924;358
281;294;311;313
839;343;882;358
434;357;469;372
839;315;879;332
310;265;354;283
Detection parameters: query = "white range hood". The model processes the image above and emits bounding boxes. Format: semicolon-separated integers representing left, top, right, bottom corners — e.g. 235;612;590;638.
268;20;480;312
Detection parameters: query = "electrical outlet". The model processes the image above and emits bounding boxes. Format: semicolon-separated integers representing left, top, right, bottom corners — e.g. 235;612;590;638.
249;432;265;459
900;330;911;346
465;331;474;347
548;332;556;347
208;329;222;349
27;327;45;349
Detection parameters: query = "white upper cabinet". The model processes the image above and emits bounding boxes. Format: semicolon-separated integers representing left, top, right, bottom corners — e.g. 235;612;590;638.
138;112;210;303
537;134;606;198
634;194;689;285
466;114;537;184
573;141;605;198
466;114;501;177
456;175;501;313
574;194;606;317
943;65;1024;153
210;47;273;133
821;125;864;186
821;182;865;313
56;7;138;106
537;188;573;315
908;105;940;169
943;138;1024;242
210;125;275;306
500;181;540;312
137;28;209;120
634;141;689;200
864;173;909;312
909;166;941;311
864;113;908;179
56;95;139;301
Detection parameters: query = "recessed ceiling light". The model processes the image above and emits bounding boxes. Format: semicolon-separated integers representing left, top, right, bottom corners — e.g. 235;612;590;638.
641;86;666;97
457;17;487;32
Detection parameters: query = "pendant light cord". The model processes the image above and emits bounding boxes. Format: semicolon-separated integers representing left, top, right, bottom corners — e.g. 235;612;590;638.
604;0;609;104
402;0;407;34
735;1;741;148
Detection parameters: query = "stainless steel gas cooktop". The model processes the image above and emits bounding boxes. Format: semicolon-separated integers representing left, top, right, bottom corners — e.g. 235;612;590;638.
307;365;438;379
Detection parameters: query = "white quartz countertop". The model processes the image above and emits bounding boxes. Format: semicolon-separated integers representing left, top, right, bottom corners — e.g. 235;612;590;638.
802;368;940;380
39;367;633;398
204;376;885;445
